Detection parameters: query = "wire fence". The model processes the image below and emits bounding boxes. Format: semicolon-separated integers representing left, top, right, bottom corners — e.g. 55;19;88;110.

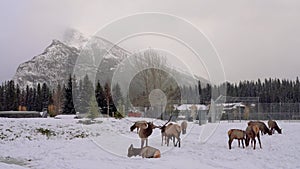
222;102;300;121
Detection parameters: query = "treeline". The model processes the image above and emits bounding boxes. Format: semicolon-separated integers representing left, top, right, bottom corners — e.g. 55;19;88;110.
1;76;299;115
0;74;123;117
225;78;300;103
181;77;300;104
0;81;51;112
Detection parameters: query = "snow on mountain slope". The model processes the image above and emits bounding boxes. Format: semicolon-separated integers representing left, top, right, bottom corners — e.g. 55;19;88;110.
12;29;130;89
63;28;89;50
12;28;208;90
13;40;79;88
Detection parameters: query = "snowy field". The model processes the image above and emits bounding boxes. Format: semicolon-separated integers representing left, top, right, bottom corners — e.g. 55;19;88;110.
0;117;299;169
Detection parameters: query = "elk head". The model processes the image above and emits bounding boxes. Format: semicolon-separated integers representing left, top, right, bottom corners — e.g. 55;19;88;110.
159;116;173;132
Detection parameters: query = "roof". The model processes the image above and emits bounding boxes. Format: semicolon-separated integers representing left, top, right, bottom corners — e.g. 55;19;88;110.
175;104;208;111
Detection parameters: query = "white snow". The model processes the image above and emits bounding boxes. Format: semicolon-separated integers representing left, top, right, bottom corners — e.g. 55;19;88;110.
175;104;208;111
0;117;299;169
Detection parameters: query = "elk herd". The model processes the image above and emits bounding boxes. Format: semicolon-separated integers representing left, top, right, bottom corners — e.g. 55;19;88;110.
127;116;187;158
228;120;282;150
127;117;283;158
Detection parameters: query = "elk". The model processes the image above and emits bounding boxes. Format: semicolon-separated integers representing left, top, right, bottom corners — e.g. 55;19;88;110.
127;144;161;158
268;120;282;134
164;123;181;147
157;116;173;146
130;120;147;133
181;121;187;135
227;129;246;149
130;120;159;148
161;123;173;146
245;125;262;150
248;121;272;135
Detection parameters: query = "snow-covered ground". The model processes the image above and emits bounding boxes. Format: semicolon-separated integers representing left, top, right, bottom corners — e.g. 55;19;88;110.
0;117;299;169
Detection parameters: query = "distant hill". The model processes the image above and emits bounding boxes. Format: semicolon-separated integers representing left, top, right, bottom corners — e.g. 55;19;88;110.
13;29;209;89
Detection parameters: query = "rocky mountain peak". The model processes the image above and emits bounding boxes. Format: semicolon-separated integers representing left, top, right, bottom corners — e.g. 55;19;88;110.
62;28;88;49
13;29;130;89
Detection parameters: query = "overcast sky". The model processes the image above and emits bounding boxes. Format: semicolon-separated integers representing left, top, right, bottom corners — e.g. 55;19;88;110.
0;0;299;83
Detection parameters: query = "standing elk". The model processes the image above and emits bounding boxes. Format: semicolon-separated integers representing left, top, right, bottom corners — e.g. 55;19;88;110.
130;120;147;133
245;125;262;150
248;121;272;135
227;129;246;149
158;116;173;146
127;144;161;158
165;123;181;147
181;121;187;135
268;120;282;134
130;120;159;148
161;123;173;146
159;116;182;147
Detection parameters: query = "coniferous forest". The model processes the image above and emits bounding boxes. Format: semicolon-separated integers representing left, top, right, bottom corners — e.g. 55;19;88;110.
0;76;299;116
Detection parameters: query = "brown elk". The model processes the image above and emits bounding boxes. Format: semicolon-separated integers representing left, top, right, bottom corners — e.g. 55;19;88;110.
130;120;147;133
158;116;173;146
130;120;159;148
161;123;173;146
127;144;161;158
245;125;262;150
181;121;187;135
165;123;181;147
248;121;272;135
268;120;282;134
227;129;246;149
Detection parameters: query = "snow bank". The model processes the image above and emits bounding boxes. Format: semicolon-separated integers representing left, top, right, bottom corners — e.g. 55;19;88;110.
0;118;299;169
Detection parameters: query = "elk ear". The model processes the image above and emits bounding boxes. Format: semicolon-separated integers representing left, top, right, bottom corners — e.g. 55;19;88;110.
130;144;133;149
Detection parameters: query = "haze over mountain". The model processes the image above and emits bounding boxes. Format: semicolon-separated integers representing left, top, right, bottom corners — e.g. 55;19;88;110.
12;29;208;90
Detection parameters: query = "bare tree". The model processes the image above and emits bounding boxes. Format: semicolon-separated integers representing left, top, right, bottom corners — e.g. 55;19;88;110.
131;49;168;95
52;84;63;116
128;49;181;115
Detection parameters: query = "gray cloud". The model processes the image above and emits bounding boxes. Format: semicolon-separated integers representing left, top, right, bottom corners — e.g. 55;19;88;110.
0;0;299;83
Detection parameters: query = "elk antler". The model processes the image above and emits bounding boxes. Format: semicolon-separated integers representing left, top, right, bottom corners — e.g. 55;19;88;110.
159;116;172;129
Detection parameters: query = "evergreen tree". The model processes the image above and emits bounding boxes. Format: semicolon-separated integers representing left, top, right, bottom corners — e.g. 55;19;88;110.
95;81;105;114
78;74;94;114
36;83;42;111
7;81;16;110
63;75;76;114
41;83;49;111
0;85;4;111
87;95;100;120
15;84;20;110
112;83;123;106
104;82;115;116
198;81;203;104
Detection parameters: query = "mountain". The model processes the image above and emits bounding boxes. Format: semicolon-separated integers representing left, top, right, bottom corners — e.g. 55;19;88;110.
62;28;88;49
13;39;79;88
13;29;131;89
13;29;208;91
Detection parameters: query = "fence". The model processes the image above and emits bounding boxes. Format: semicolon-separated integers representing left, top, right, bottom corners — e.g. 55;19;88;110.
222;102;300;121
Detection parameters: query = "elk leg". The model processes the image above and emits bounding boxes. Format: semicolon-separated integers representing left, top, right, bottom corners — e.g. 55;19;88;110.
257;133;262;149
141;139;144;148
241;139;245;148
166;136;170;146
146;138;148;147
165;135;167;145
228;139;233;149
253;139;256;150
173;136;176;147
238;140;240;147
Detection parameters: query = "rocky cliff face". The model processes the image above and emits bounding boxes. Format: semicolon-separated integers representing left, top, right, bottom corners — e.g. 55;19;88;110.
13;29;130;89
13;39;79;88
13;29;207;90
